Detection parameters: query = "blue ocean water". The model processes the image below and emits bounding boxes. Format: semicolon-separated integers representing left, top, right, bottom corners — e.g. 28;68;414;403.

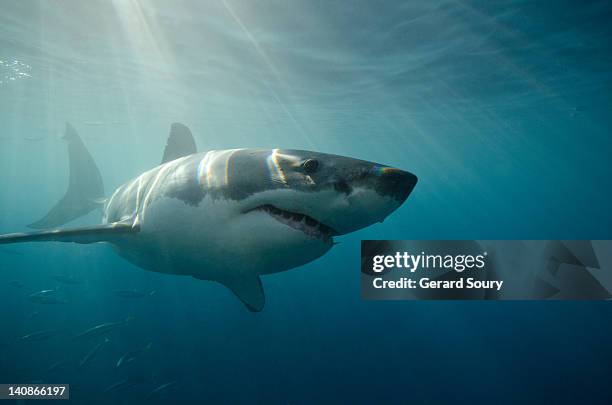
1;1;612;403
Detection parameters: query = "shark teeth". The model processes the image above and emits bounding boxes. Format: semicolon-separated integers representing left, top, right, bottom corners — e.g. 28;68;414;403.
255;204;336;242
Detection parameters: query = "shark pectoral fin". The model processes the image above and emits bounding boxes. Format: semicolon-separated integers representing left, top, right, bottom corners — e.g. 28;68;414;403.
161;123;197;164
0;221;139;245
216;273;266;312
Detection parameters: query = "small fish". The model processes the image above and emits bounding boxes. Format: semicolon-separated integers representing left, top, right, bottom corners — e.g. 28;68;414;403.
51;274;82;285
28;311;40;320
147;381;177;398
114;289;156;298
570;106;585;117
28;290;67;304
9;280;24;288
34;289;55;294
104;377;145;393
46;360;68;373
74;316;133;340
19;329;63;342
78;338;110;369
23;136;47;142
116;342;152;368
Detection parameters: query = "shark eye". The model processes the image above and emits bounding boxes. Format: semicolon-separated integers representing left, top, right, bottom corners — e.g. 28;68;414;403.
301;159;319;174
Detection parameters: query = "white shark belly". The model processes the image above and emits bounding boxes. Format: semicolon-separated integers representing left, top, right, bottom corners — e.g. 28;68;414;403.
109;196;231;278
110;195;322;280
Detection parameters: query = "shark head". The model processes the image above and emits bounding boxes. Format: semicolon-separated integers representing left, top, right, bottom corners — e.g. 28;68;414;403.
216;149;417;273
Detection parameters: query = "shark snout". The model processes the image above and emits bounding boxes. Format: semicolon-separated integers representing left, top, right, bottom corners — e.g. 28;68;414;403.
320;165;417;235
374;167;418;204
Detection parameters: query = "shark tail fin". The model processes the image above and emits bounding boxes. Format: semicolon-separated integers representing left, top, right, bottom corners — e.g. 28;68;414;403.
28;123;105;229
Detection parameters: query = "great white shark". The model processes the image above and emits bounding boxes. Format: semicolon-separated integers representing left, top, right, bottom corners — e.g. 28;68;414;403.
0;123;417;311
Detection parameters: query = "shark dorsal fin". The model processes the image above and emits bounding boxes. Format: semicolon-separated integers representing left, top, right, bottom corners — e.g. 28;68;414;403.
161;123;197;164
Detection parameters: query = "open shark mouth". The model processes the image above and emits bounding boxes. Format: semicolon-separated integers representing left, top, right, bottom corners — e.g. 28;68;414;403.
253;204;337;241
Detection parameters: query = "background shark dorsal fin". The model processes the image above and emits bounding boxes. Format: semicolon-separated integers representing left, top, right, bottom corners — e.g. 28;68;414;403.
214;273;266;312
161;123;197;164
29;123;105;229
